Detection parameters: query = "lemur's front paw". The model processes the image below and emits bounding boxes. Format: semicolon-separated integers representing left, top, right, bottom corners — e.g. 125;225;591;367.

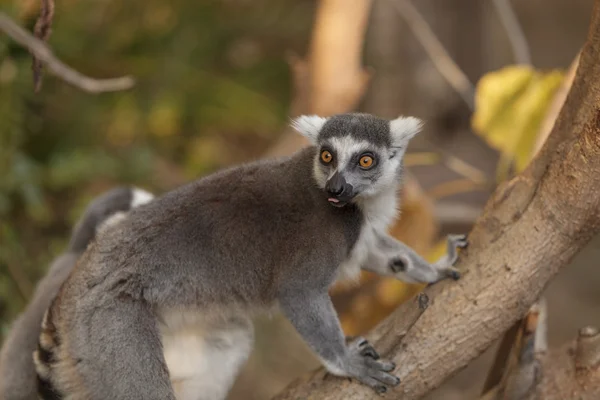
430;234;468;284
445;234;468;267
345;337;400;394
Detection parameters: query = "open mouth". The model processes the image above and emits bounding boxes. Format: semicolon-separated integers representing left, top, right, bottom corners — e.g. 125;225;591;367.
327;197;348;208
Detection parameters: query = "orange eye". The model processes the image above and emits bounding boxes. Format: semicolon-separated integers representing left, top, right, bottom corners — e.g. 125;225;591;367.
359;155;374;168
321;150;333;163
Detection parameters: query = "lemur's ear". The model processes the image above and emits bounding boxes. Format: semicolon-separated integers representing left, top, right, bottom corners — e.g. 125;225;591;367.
389;116;423;148
291;115;329;143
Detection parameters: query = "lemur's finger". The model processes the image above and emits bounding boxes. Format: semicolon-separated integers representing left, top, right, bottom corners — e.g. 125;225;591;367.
357;376;389;394
367;368;401;387
365;357;396;372
455;239;468;248
448;234;468;249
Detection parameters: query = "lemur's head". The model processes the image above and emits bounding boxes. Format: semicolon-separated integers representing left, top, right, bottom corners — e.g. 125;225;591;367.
291;112;422;208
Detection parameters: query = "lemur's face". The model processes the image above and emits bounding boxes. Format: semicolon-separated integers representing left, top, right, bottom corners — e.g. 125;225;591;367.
292;113;423;208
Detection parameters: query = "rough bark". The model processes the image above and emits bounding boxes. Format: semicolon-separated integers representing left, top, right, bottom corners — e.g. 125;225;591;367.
272;0;600;398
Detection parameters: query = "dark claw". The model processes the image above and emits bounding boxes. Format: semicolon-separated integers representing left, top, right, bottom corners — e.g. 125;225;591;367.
390;257;406;273
375;385;387;394
448;269;461;280
393;376;401;386
358;338;368;347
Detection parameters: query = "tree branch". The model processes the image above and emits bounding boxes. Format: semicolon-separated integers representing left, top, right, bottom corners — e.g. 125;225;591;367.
31;0;55;92
389;0;475;110
508;325;600;400
273;0;600;398
0;12;135;93
491;0;532;65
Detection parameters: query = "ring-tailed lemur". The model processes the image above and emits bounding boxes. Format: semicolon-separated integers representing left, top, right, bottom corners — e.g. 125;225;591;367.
0;187;154;400
34;113;467;400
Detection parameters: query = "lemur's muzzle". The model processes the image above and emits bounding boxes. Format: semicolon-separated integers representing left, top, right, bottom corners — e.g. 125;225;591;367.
325;172;354;207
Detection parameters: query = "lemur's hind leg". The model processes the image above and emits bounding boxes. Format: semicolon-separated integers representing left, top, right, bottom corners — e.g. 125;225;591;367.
161;315;254;400
35;298;176;400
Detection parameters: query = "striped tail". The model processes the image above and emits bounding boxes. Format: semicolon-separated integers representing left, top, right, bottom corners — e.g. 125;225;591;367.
33;307;63;400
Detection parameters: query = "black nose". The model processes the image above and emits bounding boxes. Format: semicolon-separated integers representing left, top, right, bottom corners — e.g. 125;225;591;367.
326;172;346;196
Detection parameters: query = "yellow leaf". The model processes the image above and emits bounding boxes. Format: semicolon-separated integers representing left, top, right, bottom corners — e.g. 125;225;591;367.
471;65;564;176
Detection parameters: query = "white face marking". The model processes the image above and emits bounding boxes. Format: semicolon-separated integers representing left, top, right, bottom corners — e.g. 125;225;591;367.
328;137;372;172
313;135;402;203
313;137;374;189
130;188;154;208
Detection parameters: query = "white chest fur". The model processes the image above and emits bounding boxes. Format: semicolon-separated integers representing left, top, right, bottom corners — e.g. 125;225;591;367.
157;308;254;400
336;187;399;282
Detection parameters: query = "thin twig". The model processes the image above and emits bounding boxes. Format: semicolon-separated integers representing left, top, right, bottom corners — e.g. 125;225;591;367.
444;153;488;185
0;12;135;93
434;202;482;226
404;152;441;167
32;0;55;92
389;0;475;110
482;320;522;394
427;178;487;199
405;151;489;186
492;0;532;65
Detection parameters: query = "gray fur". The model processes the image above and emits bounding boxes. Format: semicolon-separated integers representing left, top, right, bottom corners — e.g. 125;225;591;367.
35;112;466;399
0;186;153;400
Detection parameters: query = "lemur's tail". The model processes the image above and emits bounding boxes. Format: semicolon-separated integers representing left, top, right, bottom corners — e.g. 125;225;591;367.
34;305;63;400
68;186;154;253
33;187;155;399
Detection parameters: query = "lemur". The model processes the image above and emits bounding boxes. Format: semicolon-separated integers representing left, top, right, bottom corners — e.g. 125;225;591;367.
0;187;154;400
34;113;467;400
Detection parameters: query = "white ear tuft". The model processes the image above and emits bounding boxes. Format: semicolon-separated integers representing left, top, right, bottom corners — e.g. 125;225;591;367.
389;116;423;147
290;115;329;143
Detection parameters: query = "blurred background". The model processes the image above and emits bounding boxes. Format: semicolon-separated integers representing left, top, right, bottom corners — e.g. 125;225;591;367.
1;0;599;399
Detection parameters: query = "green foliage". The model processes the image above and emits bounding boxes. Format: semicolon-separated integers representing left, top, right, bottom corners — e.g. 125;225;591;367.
0;0;314;326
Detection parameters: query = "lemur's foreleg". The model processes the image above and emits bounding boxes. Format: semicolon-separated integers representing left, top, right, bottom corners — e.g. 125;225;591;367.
362;233;468;284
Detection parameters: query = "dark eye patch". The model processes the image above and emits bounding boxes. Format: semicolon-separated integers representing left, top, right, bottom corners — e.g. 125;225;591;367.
350;151;379;169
